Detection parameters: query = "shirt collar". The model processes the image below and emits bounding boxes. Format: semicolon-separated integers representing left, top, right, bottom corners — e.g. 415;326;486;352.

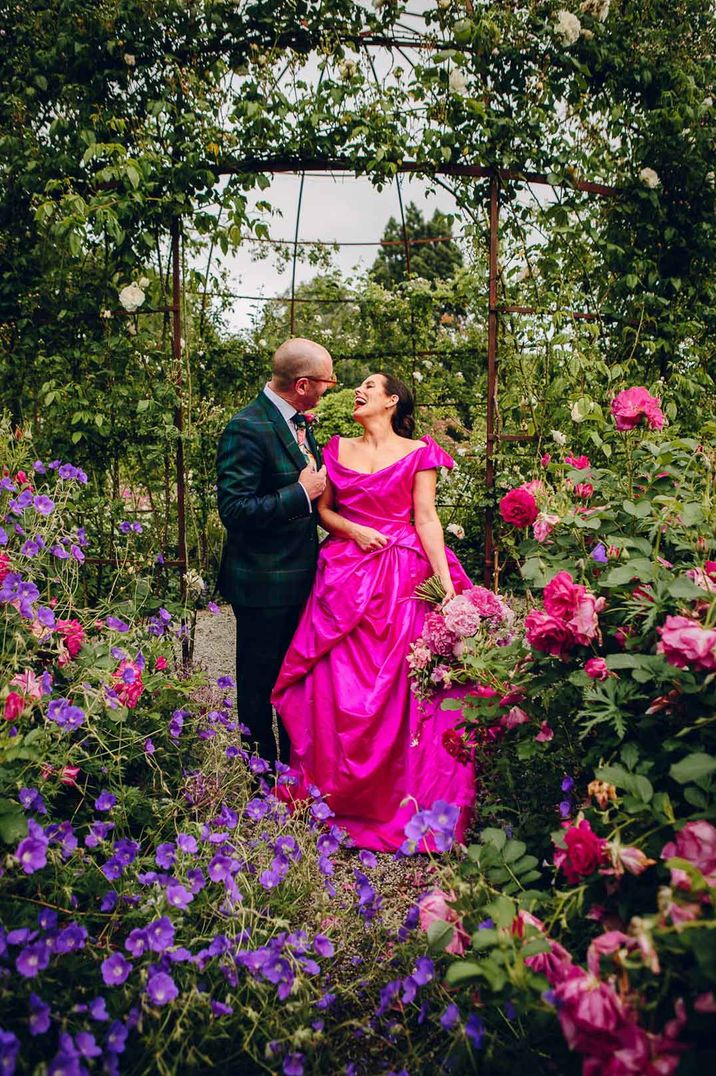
263;383;299;425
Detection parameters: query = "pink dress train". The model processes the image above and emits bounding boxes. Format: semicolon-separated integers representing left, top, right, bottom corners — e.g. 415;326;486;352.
271;435;475;852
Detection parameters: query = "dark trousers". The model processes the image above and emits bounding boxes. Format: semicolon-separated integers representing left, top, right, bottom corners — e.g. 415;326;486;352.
232;604;302;767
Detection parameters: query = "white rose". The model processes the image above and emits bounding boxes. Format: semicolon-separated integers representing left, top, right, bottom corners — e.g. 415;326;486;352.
123;53;136;66
118;282;145;313
703;96;713;108
639;167;660;189
551;429;567;446
412;370;424;382
138;276;150;288
448;68;468;95
580;0;610;21
446;522;465;539
555;10;581;46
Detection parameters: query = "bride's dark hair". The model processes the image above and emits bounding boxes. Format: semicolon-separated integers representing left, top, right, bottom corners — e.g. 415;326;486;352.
378;372;415;439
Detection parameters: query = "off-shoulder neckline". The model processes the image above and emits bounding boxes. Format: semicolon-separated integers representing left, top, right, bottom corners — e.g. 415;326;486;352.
330;435;432;476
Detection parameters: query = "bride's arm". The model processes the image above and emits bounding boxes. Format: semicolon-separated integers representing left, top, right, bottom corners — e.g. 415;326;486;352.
317;478;389;552
413;470;456;601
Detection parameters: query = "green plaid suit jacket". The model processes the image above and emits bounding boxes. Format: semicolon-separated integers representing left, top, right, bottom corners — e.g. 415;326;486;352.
216;392;323;608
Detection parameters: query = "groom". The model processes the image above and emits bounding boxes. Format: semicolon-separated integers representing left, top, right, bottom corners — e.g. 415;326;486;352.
216;338;335;766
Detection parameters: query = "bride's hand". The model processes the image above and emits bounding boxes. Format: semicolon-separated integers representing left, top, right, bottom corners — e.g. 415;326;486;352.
351;525;389;552
439;577;456;605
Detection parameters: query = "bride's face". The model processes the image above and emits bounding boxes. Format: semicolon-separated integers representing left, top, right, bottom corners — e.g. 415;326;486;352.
353;374;398;423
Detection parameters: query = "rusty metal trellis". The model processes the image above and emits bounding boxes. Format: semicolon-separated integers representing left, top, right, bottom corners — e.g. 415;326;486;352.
109;158;617;599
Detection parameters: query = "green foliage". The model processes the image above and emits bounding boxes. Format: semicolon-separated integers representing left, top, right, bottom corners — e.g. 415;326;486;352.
370;203;464;289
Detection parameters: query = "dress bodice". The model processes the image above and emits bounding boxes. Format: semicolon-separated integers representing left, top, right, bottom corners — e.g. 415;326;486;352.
322;435;455;529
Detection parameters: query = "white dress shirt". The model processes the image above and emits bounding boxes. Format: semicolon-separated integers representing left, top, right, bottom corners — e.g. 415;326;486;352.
263;384;312;509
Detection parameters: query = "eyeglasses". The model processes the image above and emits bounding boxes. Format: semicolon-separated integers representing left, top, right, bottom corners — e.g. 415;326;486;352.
295;375;340;386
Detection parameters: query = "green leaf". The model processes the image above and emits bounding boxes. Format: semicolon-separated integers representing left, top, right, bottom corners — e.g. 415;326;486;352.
480;827;506;851
668;576;706;600
502;839;527;864
427;919;455;951
669;753;716;785
445;960;483;986
483;895;515;928
0;800;27;844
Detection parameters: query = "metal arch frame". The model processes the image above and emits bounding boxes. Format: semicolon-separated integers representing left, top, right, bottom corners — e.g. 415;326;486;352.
114;158;617;592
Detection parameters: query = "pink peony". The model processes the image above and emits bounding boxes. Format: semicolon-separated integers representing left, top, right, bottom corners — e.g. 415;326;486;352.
611;386;665;432
525;609;574;659
554;818;609;884
57;618;86;659
422;612;459;657
407;642;432;671
657;615;716;672
4;691;26;721
463;585;509;622
417;888;470;955
533;512;560;542
661;819;716;889
442;595;481;638
565;454;591;469
585;657;609;680
499;487;538;528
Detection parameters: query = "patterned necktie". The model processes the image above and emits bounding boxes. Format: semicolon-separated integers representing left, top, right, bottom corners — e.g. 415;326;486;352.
292;413;317;470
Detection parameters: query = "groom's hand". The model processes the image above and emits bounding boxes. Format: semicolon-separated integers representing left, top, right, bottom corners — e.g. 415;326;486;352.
351;525;389;552
299;464;327;501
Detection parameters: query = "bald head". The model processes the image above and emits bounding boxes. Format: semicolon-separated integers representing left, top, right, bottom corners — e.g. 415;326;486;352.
271;338;332;391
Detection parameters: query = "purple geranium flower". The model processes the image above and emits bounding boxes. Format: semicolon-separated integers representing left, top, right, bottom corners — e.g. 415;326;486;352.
19;788;47;815
105;616;130;632
313;934;334;958
16;822;49;874
440;1002;460;1030
101;952;132;986
0;1029;20;1072
176;833;198;854
592;543;608;564
95;791;117;813
465;1013;485;1048
106;1020;128;1055
54;925;87;954
28;993;51;1036
145;917;175;953
146;971;178;1006
283;1053;305;1076
166;883;193;910
89;997;109;1022
33;495;55;516
16;941;51;978
155;842;176;869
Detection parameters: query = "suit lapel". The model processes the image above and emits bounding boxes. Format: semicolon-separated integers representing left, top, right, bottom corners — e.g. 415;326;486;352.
256;392;306;472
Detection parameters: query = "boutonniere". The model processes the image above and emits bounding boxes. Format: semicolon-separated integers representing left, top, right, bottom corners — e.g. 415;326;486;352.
304;412;319;428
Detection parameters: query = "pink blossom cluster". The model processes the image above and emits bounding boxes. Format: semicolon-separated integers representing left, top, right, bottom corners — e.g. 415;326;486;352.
463;585;510;623
421;610;459;657
661;820;716;892
518;911;686;1074
112;660;145;709
56;618;86;665
525;571;605;659
610;386;665;432
657;615;716;672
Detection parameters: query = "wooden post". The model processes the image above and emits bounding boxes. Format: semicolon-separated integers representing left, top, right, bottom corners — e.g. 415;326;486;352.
171;217;189;663
484;175;499;586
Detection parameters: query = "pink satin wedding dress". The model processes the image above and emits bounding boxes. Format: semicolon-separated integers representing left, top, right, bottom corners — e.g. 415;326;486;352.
271;435;475;851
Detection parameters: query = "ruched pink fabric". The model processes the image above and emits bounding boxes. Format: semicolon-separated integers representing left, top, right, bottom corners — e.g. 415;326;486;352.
271;435;476;851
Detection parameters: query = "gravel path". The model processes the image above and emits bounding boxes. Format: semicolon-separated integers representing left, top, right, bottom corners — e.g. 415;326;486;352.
192;604;236;682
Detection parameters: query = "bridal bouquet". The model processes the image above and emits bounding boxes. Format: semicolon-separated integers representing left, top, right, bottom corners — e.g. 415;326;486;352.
407;578;515;700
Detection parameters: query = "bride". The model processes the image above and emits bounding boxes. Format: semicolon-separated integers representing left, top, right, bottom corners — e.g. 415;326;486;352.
271;372;475;852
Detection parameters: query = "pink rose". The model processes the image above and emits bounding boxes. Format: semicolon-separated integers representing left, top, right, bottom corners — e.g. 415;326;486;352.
574;482;594;499
112;661;145;710
0;551;10;585
10;670;44;700
586;930;631;977
525;609;574;659
611;386;665;432
541;453;551;466
60;765;81;787
533;512;560;542
57;618;86;659
499;488;538;527
565;454;591;469
155;656;168;671
501;706;530;729
616;845;656;876
661;820;716;889
417;888;470;955
585;657;609;681
554;967;632;1060
544;571;604;645
554;819;609;884
4;691;26;721
657;615;716;672
694;992;716;1014
535;721;554;742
